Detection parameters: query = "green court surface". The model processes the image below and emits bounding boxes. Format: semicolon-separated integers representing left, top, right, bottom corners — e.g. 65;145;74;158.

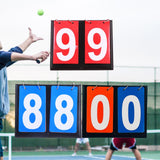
3;150;160;160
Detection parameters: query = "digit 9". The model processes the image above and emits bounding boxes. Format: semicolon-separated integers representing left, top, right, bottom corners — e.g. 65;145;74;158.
56;28;76;61
87;28;107;61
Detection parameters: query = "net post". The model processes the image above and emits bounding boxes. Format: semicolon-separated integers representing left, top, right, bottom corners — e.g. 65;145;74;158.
0;133;14;160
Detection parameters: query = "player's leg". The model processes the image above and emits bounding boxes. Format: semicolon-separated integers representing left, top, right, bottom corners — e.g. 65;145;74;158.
82;138;92;156
132;149;141;160
125;138;141;160
74;143;79;153
105;149;114;160
105;138;121;160
72;142;79;156
85;142;92;156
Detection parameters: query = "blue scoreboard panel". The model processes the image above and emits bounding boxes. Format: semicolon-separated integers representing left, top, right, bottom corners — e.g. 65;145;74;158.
15;84;81;137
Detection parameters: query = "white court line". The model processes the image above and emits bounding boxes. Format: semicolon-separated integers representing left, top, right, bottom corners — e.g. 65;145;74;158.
114;155;154;160
83;155;105;159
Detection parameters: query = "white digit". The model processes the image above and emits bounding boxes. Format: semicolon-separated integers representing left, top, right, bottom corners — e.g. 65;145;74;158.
23;94;42;129
56;28;76;61
91;95;110;130
88;28;107;61
54;94;74;130
122;95;141;130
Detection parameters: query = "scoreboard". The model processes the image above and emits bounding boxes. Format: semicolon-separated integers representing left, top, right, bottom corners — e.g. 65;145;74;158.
82;86;146;138
50;20;113;70
15;19;147;138
15;84;147;138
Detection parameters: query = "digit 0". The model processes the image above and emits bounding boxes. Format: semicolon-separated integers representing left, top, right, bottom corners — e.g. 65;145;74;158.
87;28;107;61
122;95;141;130
91;95;110;130
23;94;42;129
56;28;76;61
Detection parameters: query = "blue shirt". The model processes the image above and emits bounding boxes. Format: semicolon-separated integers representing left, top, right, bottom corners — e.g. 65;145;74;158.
0;46;23;118
0;51;11;70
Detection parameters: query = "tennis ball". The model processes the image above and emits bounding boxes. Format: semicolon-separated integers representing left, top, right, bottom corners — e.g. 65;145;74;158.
37;9;44;16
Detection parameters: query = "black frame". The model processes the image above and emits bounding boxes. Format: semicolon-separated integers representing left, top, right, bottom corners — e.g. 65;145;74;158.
82;85;147;138
15;84;81;137
50;20;113;70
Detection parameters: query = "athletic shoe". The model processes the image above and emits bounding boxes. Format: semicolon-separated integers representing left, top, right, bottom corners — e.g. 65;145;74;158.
72;153;77;156
89;153;93;156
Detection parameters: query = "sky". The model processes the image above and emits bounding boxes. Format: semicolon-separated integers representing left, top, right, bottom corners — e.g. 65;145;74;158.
0;0;160;82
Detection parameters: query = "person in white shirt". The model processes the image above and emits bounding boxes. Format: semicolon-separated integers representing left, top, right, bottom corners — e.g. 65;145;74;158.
72;138;92;156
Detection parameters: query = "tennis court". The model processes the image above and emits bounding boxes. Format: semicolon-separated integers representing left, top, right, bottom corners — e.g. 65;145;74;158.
2;155;157;160
3;150;160;160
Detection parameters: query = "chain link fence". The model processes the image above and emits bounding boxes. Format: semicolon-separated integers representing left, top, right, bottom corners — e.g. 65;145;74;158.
2;65;160;150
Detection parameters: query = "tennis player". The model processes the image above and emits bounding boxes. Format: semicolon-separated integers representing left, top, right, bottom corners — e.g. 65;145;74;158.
0;27;49;160
72;138;92;156
105;138;141;160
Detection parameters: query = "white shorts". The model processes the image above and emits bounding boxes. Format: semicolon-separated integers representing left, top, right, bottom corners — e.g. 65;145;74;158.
76;138;89;144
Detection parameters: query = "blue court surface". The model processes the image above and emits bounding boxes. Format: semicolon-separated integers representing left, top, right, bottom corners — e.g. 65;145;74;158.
3;155;153;160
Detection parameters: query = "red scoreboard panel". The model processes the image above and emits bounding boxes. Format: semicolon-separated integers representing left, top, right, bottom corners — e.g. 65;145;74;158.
52;21;79;64
85;21;111;64
86;86;114;133
50;20;113;70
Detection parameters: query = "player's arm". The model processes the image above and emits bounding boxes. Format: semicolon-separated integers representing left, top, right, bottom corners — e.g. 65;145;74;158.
0;41;2;50
11;51;49;62
18;27;43;52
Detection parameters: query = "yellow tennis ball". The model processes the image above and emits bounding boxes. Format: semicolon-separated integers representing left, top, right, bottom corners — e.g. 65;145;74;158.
37;9;44;16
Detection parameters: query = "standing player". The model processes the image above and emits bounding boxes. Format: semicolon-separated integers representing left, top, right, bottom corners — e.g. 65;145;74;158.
72;138;92;156
105;138;141;160
0;27;49;160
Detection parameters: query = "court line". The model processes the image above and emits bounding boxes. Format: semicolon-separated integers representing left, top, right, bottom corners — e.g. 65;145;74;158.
114;155;154;160
83;155;105;159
